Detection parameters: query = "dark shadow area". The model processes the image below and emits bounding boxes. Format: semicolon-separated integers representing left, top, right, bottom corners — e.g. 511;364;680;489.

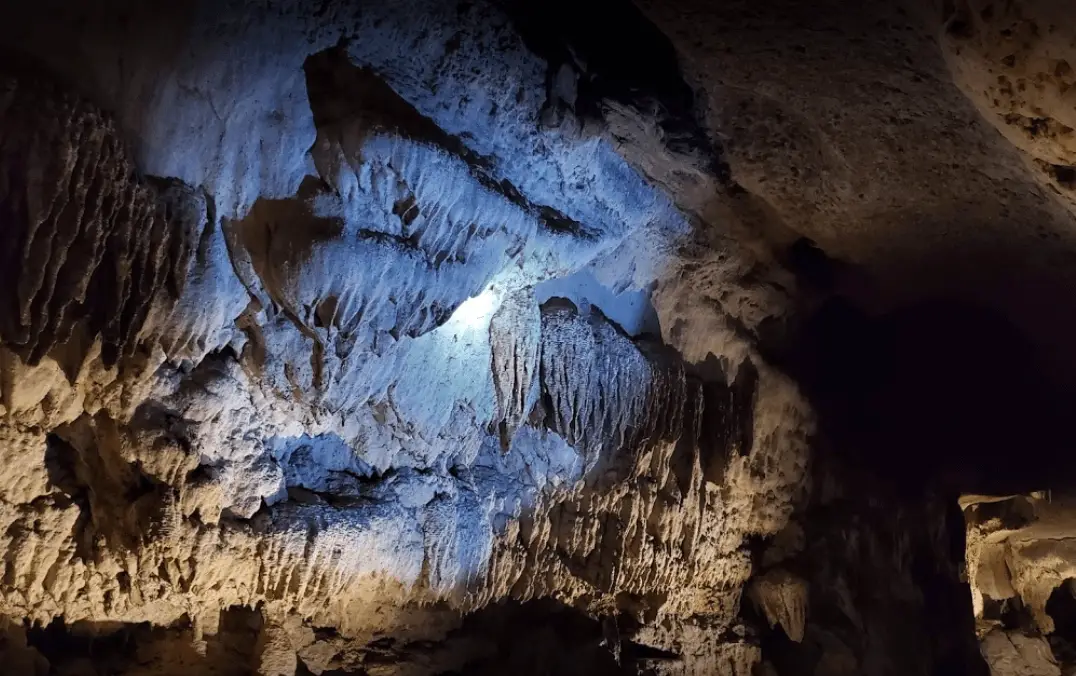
26;617;145;672
502;0;726;176
782;292;1075;497
749;239;1028;675
297;599;669;676
432;599;658;676
22;607;265;676
1047;580;1076;666
747;455;990;676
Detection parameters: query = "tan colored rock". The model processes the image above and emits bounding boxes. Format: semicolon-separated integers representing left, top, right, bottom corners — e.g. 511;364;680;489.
255;622;298;676
9;0;1074;672
750;569;809;643
937;0;1076;203
982;629;1061;676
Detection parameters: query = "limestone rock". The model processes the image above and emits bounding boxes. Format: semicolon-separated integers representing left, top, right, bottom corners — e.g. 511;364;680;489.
982;630;1061;676
749;569;809;643
1;0;1075;673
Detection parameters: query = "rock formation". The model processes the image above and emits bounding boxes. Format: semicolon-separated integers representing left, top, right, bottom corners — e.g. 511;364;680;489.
0;0;1075;674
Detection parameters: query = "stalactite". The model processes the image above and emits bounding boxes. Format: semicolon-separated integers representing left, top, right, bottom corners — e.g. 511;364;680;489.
0;70;203;366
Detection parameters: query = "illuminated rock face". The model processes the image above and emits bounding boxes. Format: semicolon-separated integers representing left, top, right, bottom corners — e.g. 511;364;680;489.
0;3;809;673
0;0;1075;674
962;494;1076;676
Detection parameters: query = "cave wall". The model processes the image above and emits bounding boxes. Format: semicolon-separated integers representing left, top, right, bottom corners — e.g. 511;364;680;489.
0;0;1075;674
0;1;809;673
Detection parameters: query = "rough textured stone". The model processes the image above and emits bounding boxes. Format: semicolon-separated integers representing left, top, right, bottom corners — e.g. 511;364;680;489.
1;0;1075;673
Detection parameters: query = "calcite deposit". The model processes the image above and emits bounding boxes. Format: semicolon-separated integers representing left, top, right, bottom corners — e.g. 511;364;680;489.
1;0;1076;674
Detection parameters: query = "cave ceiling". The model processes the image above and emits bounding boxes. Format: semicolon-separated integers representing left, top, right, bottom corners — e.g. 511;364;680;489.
0;0;1075;674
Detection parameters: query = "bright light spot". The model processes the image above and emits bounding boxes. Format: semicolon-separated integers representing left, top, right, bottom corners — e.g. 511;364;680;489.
451;289;498;327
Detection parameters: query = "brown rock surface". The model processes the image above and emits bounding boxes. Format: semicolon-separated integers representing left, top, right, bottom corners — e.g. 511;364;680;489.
0;0;1075;674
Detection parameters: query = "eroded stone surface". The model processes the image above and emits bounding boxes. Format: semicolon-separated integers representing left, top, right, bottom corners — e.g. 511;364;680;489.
0;5;810;671
962;494;1076;675
1;0;1075;673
